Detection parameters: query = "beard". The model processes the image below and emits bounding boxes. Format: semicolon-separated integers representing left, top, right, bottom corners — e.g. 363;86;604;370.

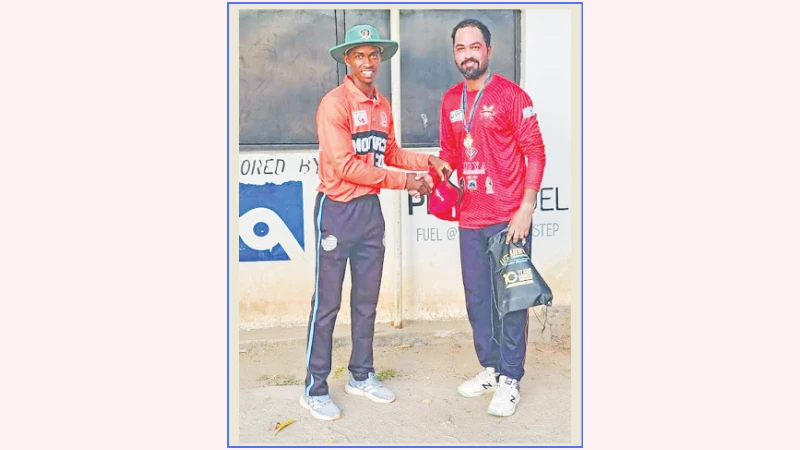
458;58;489;80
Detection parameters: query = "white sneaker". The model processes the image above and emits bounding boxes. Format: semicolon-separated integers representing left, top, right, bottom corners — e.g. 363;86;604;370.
487;375;521;417
344;372;396;404
457;367;499;398
299;394;342;421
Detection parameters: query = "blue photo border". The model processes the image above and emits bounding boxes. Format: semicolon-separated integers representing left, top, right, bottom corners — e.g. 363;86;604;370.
227;2;584;447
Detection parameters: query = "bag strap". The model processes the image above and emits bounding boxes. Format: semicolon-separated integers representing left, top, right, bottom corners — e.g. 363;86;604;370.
532;305;549;333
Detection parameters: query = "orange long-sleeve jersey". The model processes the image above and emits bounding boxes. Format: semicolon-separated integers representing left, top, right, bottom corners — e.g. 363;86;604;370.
316;75;430;202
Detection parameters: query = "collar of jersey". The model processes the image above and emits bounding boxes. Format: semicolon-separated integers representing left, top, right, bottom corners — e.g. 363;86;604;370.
344;75;382;105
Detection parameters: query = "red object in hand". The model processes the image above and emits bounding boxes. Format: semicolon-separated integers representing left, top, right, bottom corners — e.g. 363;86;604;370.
427;169;462;222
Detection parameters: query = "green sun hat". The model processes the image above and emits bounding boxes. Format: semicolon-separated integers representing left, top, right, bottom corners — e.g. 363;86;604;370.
329;24;399;65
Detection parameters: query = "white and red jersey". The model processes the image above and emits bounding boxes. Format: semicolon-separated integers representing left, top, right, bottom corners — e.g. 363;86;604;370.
438;73;546;229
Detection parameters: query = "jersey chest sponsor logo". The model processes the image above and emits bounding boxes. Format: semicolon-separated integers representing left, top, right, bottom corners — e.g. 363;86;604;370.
353;110;368;126
352;132;387;155
461;161;486;176
352;130;389;167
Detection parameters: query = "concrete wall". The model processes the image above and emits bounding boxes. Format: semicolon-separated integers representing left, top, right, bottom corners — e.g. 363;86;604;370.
234;7;580;338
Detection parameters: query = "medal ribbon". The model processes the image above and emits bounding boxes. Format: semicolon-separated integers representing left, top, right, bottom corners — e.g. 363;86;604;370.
461;70;493;135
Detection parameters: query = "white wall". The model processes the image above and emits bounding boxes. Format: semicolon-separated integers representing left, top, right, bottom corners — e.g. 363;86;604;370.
521;8;574;304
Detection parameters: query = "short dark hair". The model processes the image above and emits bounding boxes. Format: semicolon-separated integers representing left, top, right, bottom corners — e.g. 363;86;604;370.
451;19;491;47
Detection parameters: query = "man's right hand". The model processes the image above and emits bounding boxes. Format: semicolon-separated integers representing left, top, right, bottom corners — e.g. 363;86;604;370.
407;173;434;199
405;172;432;196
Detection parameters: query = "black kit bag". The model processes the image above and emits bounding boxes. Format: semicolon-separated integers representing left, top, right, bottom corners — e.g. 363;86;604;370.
487;228;553;319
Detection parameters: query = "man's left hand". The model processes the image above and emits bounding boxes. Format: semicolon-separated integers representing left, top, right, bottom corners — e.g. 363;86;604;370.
506;205;535;244
428;155;452;180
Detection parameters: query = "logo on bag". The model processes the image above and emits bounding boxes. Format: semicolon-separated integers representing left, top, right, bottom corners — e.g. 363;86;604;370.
489;229;554;313
503;268;534;288
499;247;527;267
239;181;305;261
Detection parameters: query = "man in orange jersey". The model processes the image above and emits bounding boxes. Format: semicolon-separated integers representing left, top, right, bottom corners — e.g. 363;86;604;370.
300;24;450;421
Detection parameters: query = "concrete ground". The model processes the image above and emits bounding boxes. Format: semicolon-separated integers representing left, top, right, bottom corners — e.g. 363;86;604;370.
236;318;574;446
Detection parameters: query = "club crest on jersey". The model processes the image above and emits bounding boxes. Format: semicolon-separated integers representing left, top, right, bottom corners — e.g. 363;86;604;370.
522;106;535;119
380;111;388;127
480;105;495;119
466;176;478;191
450;109;464;123
353;110;368;126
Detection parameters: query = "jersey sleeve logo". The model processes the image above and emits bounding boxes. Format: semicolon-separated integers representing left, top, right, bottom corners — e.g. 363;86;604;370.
449;109;464;123
522;106;535;119
353;110;368;126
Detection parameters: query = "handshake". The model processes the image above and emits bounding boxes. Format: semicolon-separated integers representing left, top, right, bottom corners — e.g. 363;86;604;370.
405;172;435;199
405;154;452;199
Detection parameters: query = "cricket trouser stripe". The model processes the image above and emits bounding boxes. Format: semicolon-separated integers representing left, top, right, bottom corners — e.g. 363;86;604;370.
521;309;530;370
305;194;327;396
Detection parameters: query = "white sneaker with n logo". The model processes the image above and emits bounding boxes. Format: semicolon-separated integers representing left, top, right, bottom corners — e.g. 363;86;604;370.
457;367;499;397
487;375;521;417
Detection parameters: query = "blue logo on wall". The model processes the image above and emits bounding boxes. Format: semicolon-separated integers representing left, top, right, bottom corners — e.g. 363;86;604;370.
239;181;305;261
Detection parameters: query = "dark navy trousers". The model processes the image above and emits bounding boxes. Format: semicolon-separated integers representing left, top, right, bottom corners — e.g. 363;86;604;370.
459;222;531;381
304;192;386;396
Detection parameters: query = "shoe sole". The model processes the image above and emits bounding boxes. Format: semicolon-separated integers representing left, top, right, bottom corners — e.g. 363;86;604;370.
487;397;519;417
487;407;516;417
344;384;396;403
458;386;497;398
299;396;341;421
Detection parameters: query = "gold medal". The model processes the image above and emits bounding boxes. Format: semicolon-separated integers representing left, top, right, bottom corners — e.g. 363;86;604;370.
463;133;473;149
